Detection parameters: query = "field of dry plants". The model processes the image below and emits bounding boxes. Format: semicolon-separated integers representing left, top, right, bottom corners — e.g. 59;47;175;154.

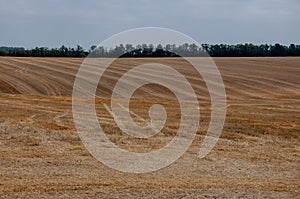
0;57;299;198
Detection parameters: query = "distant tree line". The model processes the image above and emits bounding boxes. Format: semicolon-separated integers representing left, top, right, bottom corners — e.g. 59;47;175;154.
0;45;87;57
1;43;300;57
202;43;300;57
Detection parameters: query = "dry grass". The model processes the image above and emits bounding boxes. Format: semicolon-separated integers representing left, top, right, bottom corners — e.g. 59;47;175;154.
0;57;299;198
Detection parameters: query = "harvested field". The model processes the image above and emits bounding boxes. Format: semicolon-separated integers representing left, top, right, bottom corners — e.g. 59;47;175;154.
0;57;299;198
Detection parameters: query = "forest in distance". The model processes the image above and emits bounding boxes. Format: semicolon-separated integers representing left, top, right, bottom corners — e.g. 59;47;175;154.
1;43;300;57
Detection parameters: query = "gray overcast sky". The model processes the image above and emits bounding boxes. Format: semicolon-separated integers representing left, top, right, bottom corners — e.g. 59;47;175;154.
0;0;299;49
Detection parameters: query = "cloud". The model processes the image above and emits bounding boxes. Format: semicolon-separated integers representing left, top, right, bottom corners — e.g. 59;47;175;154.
0;0;299;48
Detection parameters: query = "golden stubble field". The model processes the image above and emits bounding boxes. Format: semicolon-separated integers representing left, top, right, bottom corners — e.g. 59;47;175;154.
0;57;299;198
